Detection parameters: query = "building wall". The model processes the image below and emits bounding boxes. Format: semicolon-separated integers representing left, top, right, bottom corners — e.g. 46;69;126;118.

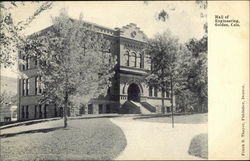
17;22;174;121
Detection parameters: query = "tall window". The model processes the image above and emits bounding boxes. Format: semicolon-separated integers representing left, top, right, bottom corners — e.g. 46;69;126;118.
26;106;29;118
21;106;25;118
154;86;158;97
34;105;37;118
22;79;26;96
26;57;29;69
35;76;42;95
149;86;153;96
44;105;48;118
140;53;143;68
98;104;103;114
137;53;141;68
39;105;42;118
130;52;136;67
26;79;29;96
124;51;130;66
22;56;26;70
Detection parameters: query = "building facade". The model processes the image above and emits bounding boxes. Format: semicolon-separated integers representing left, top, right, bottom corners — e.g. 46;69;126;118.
17;22;173;121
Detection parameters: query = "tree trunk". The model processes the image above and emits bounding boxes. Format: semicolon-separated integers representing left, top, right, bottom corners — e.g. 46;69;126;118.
161;88;165;114
161;68;165;114
170;76;174;128
63;91;68;128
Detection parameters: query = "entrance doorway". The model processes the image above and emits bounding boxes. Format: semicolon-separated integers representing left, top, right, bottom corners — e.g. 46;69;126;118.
127;83;140;102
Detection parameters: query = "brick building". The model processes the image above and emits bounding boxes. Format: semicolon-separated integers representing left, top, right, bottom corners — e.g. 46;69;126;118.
17;22;173;121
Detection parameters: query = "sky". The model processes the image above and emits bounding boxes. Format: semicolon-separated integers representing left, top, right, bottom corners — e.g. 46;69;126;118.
1;1;206;78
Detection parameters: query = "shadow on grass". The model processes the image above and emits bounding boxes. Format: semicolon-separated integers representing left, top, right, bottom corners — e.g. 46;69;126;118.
133;113;176;120
133;113;206;120
0;126;64;138
69;115;122;120
0;118;61;130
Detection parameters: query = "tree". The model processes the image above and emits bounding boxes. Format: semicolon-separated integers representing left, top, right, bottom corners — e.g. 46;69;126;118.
23;10;116;128
174;35;207;113
145;31;184;128
0;1;53;68
185;35;208;112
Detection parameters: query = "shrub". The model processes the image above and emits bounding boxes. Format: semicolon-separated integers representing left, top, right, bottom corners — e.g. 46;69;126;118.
188;133;208;159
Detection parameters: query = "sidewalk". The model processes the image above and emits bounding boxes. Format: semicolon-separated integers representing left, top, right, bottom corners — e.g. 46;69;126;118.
111;117;207;160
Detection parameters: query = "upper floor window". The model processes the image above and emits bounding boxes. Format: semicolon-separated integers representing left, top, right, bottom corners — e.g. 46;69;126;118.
22;79;26;96
22;56;26;70
21;56;31;70
130;52;136;67
26;79;30;96
136;54;141;68
35;76;42;95
22;79;29;96
124;51;144;69
124;51;130;66
26;57;30;69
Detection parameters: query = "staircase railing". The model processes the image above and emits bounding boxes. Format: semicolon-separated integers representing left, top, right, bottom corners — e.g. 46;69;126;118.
140;102;156;112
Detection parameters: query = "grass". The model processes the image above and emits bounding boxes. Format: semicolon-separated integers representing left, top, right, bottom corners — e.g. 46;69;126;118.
0;117;127;160
188;133;208;159
133;113;207;124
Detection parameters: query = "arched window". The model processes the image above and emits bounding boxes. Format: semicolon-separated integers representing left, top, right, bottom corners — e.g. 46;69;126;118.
130;52;136;67
149;86;152;96
137;53;141;68
124;51;130;66
154;86;158;97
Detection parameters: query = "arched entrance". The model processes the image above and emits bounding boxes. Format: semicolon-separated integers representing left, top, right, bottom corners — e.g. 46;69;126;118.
127;83;141;102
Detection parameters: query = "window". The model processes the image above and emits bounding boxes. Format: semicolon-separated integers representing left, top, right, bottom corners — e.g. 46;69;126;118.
140;53;143;68
35;105;37;118
26;57;29;69
21;106;25;118
137;53;141;68
26;79;29;96
44;105;48;118
39;105;42;118
35;76;42;95
22;56;26;70
106;104;111;113
22;79;26;96
149;86;153;96
26;106;29;118
98;104;103;114
124;51;130;66
22;79;29;96
55;106;57;117
130;52;136;67
154;86;158;97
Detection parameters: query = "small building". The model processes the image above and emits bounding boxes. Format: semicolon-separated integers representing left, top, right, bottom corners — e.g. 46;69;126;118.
17;21;174;121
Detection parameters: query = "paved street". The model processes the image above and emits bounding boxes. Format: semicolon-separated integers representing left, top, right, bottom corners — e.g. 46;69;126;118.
111;117;207;160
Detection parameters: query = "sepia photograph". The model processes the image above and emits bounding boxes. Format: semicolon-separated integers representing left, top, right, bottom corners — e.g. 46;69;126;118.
0;1;248;160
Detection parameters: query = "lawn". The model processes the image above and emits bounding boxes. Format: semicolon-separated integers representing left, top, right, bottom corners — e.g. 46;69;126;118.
0;116;127;160
133;113;208;124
